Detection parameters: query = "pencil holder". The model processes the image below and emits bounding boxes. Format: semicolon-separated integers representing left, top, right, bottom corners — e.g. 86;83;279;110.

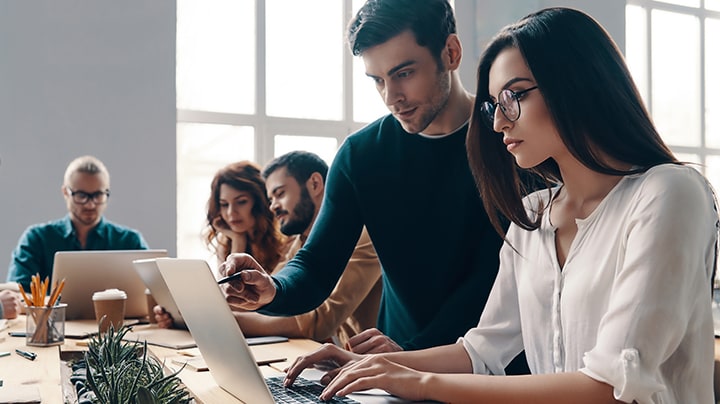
26;303;67;347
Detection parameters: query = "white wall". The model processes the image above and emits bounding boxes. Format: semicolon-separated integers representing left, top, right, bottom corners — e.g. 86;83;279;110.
0;1;177;281
456;0;626;92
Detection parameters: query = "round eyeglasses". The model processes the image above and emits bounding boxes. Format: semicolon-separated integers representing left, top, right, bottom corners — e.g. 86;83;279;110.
66;187;110;205
480;86;538;128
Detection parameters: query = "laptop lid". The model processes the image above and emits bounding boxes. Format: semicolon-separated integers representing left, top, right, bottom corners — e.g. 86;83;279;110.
132;258;186;329
155;257;277;404
52;249;168;320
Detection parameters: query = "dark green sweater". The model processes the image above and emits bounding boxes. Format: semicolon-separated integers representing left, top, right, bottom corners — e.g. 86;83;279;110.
263;115;503;351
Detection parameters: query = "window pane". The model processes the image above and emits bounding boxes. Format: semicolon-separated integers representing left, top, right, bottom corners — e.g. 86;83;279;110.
176;0;255;114
707;156;720;199
707;18;720;148
708;0;720;11
266;0;343;120
625;5;648;104
672;152;701;164
651;10;700;147
708;155;720;277
274;135;338;165
177;123;255;264
655;0;700;6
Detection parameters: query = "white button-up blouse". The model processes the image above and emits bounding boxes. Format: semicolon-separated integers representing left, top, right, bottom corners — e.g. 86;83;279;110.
460;164;718;404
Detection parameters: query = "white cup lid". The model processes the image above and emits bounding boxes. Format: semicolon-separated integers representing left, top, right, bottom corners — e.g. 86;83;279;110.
92;288;127;300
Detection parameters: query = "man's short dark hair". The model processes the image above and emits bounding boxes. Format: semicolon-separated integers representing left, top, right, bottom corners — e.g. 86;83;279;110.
262;151;329;185
346;0;456;67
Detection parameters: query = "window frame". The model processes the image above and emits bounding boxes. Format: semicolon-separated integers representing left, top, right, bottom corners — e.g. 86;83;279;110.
626;0;720;167
176;0;369;168
175;0;376;260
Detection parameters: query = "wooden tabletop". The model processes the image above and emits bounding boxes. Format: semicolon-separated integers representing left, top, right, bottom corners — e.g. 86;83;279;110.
0;316;324;404
0;317;64;404
3;316;718;403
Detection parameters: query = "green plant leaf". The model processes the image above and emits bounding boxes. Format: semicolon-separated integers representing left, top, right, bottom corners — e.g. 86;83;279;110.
76;324;191;404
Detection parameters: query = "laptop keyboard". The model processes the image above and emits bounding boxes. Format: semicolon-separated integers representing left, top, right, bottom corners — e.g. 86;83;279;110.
266;376;361;404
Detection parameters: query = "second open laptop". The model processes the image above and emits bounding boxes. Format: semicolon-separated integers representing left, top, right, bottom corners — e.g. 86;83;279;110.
52;249;168;320
132;258;186;329
155;257;379;404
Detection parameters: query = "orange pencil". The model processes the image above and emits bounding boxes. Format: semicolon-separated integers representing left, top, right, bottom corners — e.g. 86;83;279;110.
30;275;38;306
48;278;66;307
41;277;49;303
35;277;42;307
30;280;37;307
18;284;33;307
46;280;58;307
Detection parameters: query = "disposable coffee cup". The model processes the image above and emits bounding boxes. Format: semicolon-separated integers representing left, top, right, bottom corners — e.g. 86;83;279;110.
92;289;127;333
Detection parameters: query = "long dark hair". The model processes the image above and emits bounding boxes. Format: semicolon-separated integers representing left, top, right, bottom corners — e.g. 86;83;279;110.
467;7;678;237
205;161;284;270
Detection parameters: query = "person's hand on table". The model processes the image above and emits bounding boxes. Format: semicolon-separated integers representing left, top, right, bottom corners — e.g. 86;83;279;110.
0;289;21;319
153;305;173;329
347;328;403;354
218;253;276;311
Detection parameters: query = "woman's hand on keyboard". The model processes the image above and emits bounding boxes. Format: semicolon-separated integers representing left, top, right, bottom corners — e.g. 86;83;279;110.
318;354;429;401
283;343;361;388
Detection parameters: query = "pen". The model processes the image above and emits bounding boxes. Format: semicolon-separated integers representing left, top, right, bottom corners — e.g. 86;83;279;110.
15;348;37;361
217;271;244;285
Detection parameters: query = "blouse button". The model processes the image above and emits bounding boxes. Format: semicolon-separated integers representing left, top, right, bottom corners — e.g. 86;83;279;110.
623;350;637;361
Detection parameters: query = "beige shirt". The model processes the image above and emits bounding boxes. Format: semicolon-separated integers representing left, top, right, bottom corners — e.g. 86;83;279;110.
274;227;382;347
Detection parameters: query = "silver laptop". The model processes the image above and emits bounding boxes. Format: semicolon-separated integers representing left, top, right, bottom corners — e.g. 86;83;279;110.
132;258;186;329
156;258;392;404
52;249;168;320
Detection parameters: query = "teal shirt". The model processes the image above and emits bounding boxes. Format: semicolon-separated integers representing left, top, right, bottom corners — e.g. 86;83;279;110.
263;115;504;351
7;215;148;291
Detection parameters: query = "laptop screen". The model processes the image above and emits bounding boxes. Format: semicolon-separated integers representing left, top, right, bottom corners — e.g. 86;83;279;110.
52;249;167;320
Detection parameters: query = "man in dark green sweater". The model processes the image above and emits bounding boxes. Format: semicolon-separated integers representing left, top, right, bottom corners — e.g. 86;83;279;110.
222;0;527;373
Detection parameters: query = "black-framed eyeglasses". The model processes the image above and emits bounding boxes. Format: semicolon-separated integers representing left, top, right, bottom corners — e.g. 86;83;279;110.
66;187;110;205
480;86;539;128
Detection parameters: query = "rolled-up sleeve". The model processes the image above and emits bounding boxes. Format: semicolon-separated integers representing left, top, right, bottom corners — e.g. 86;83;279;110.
578;167;716;403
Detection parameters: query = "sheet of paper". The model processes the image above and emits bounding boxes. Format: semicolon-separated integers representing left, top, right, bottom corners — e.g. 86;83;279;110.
0;385;42;404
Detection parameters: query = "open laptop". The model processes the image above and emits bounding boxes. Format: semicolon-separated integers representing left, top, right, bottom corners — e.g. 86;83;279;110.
131;258;290;350
156;258;406;404
53;249;168;320
132;258;186;329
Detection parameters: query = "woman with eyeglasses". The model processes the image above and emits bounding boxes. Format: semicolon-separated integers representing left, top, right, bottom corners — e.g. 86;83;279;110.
281;7;719;403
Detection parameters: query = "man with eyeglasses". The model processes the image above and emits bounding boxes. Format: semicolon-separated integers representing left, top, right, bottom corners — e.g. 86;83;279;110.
7;155;148;291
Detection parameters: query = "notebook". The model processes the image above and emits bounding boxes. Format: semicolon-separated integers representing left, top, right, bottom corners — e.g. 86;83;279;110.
155;258;374;404
132;258;186;329
52;249;168;320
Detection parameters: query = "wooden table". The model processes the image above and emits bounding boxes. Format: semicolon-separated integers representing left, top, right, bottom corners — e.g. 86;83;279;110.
0;316;324;403
145;335;323;404
0;317;64;404
4;316;719;403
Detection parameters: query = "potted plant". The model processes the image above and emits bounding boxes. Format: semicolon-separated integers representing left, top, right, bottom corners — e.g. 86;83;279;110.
70;324;192;404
